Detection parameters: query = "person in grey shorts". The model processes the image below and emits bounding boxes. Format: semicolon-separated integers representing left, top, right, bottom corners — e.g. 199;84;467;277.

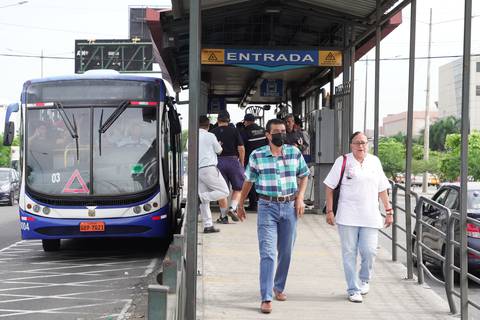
198;115;230;233
210;110;245;223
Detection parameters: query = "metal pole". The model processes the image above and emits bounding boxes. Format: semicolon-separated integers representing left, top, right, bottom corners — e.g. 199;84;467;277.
41;49;44;77
404;0;416;280
185;0;201;319
460;0;472;318
350;29;355;137
363;55;368;133
422;8;432;194
373;0;381;156
330;67;335;109
392;184;398;261
342;25;351;153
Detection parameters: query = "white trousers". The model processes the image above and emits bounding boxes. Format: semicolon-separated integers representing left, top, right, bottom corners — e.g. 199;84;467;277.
198;166;229;227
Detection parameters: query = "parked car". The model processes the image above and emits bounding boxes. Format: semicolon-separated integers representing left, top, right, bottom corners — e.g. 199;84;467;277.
0;168;20;206
394;173;440;186
411;174;440;187
413;182;480;276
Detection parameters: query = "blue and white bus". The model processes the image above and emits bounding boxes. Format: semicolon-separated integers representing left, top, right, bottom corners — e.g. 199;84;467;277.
3;71;183;251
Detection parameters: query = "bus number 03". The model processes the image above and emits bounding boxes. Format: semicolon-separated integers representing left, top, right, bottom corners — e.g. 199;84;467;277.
51;173;61;183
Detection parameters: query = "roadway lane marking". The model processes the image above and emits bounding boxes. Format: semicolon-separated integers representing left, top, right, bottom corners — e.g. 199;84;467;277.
0;241;26;253
144;258;158;276
0;240;160;319
116;299;132;320
0;301;127;318
5;266;150;280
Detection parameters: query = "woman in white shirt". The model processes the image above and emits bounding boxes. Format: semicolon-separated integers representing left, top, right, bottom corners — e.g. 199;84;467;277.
323;131;392;303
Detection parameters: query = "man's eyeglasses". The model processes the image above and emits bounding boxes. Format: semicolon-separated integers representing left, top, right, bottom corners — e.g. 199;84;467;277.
352;141;368;146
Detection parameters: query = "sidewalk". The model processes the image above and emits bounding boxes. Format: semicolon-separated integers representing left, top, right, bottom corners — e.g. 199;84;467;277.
196;213;454;320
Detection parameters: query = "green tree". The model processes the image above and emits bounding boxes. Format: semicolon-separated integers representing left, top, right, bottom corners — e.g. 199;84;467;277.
412;143;424;160
440;131;480;181
418;116;460;151
0;134;11;167
181;130;188;151
378;138;405;179
390;132;406;144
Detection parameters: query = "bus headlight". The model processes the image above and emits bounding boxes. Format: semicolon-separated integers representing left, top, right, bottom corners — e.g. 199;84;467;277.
133;206;142;214
143;204;152;212
33;205;41;213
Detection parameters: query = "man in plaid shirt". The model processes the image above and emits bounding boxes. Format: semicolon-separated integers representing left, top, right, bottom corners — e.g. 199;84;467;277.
237;118;310;314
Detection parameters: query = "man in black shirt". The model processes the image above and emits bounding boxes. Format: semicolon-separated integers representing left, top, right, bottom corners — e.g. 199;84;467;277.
241;113;268;211
210;110;245;223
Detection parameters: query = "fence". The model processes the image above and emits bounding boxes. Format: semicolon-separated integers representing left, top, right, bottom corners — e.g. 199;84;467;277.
386;181;480;316
147;221;187;320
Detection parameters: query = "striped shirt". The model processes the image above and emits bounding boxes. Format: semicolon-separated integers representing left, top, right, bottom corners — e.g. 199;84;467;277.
245;144;310;197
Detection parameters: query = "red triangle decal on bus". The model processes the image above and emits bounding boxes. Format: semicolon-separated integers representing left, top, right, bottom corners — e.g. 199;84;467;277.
62;169;90;194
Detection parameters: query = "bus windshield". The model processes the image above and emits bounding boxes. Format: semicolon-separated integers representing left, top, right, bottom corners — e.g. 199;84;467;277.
26;105;158;197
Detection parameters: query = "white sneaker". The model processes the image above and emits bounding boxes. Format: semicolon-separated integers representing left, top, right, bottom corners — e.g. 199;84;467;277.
348;292;363;303
360;281;370;295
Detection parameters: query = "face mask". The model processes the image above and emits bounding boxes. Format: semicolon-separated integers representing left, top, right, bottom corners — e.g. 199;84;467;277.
270;132;286;147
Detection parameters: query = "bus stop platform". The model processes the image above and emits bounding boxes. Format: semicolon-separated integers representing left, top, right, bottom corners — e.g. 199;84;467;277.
196;213;454;319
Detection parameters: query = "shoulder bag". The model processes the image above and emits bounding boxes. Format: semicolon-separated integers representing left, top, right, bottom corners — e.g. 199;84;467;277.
323;155;347;216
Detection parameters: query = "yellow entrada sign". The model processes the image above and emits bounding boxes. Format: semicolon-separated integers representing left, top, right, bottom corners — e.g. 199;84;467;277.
201;49;225;64
319;51;342;66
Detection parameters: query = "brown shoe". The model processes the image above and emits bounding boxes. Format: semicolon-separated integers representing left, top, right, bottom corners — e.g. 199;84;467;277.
273;289;287;301
260;301;272;314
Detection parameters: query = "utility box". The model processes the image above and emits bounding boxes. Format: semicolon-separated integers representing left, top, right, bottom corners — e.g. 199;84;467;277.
308;109;335;164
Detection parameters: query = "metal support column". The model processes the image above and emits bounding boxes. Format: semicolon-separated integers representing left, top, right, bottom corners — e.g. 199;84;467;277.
404;0;416;281
460;0;472;318
185;0;201;319
350;30;355;137
330;68;335;109
342;27;351;153
373;0;381;155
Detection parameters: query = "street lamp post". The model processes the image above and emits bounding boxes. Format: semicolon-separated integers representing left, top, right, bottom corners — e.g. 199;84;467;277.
422;8;432;193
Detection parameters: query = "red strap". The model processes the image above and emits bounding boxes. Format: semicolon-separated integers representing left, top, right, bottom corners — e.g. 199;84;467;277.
337;155;347;187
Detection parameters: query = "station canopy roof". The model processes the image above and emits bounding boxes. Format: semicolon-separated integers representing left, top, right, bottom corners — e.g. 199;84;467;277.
146;0;404;106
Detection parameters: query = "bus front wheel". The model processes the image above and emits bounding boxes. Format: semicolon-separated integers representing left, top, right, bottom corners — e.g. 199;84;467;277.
42;239;61;252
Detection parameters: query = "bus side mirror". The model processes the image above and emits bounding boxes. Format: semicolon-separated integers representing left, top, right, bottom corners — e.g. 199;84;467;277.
3;121;14;146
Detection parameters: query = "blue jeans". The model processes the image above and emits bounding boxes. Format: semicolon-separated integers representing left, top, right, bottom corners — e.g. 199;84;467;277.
257;198;297;302
337;224;378;295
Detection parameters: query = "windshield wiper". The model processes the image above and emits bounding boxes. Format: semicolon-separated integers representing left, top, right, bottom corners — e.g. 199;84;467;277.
98;100;129;156
54;102;79;160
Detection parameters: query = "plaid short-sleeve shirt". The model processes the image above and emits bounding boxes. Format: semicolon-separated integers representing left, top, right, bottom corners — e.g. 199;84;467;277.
245;144;310;197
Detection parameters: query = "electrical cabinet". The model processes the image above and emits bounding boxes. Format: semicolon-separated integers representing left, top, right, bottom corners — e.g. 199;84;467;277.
308;108;335;164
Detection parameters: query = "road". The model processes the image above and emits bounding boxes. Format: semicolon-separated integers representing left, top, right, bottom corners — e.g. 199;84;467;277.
0;205;167;319
378;186;480;319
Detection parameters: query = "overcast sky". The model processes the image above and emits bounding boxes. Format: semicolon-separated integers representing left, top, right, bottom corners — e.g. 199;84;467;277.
0;0;479;130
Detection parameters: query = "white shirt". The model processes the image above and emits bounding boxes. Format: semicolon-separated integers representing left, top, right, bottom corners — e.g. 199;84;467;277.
198;128;222;168
323;153;390;229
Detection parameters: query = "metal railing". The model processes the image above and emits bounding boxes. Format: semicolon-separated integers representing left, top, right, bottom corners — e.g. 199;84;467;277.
148;221;187;320
385;181;480;316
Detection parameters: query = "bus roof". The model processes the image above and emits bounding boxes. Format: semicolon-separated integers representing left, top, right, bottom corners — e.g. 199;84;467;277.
25;73;164;85
22;72;169;104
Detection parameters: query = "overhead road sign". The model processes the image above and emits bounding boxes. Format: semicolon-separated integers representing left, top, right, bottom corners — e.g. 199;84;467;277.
201;48;342;71
75;39;154;73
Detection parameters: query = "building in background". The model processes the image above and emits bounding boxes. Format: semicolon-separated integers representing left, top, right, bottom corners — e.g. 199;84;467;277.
438;56;480;129
382;111;438;138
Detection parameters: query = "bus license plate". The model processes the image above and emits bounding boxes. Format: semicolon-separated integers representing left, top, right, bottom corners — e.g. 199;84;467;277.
80;222;105;232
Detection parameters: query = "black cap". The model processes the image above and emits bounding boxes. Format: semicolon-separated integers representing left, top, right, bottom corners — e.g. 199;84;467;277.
244;113;255;122
218;110;230;121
